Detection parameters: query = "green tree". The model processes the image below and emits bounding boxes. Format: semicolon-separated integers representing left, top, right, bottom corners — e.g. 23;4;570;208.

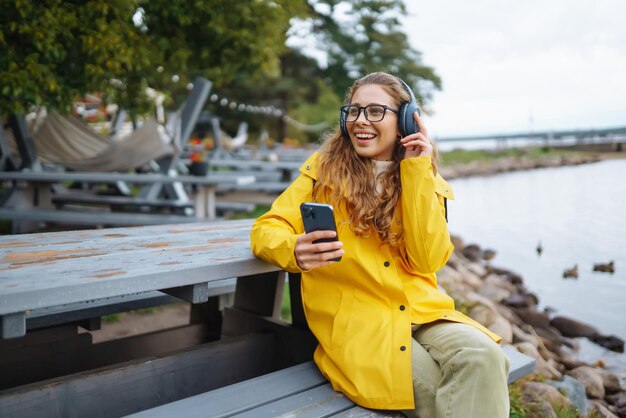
139;0;307;99
0;0;307;115
0;0;150;115
297;0;441;106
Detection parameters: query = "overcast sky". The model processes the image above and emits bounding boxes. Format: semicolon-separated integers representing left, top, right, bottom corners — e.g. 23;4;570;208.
402;1;626;137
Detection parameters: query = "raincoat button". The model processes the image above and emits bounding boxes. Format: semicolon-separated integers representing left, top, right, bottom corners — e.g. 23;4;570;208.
399;305;405;311
384;261;390;267
400;346;406;351
305;165;311;170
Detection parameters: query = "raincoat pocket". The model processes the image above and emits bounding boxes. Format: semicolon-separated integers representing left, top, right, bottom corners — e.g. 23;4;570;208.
330;288;354;352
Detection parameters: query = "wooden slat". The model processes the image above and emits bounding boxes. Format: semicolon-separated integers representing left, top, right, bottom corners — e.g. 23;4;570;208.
26;292;179;331
218;181;291;194
1;312;25;339
503;345;536;384
162;283;209;304
208;158;303;171
0;170;253;186
52;192;194;209
0;207;201;228
214;201;256;214
235;383;354;418
0;323;214;390
331;407;404;418
127;361;325;418
0;333;276;418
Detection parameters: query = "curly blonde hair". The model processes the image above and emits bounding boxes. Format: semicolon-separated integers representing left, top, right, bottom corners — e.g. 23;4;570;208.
313;72;439;247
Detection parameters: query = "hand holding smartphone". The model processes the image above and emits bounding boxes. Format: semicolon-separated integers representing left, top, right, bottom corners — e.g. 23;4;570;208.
300;202;342;262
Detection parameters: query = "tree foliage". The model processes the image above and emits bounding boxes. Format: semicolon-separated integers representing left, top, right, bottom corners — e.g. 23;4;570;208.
0;0;306;115
296;0;441;105
139;0;307;97
1;0;150;114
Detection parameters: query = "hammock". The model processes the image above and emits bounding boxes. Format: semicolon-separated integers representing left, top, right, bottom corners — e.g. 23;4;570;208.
31;111;174;172
221;122;248;151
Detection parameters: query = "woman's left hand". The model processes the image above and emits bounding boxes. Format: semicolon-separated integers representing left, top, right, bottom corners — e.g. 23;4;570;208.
399;111;433;159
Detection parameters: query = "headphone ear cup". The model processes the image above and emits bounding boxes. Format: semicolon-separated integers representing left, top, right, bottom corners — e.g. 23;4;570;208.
339;109;349;139
398;101;420;137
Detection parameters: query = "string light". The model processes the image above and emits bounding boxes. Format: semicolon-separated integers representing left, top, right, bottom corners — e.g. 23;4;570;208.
202;89;328;132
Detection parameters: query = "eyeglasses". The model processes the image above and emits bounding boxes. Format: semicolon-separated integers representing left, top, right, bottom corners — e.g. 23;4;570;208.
341;104;399;123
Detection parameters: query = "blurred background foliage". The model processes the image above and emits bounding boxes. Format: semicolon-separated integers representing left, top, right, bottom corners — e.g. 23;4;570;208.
0;0;441;143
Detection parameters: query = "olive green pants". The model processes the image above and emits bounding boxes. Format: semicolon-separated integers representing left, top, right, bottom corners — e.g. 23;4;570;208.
401;322;510;418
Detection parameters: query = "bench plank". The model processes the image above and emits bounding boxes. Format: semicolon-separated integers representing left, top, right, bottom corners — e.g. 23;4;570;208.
25;292;177;331
128;346;535;418
218;181;291;194
235;383;354;418
331;407;403;418
503;345;536;384
52;192;194;210
0;207;202;227
0;171;253;186
127;361;326;418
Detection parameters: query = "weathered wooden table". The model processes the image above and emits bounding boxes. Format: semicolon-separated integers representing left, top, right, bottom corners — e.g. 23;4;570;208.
0;219;274;339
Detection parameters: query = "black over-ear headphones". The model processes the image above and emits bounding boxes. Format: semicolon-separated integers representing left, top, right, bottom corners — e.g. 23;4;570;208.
340;77;421;140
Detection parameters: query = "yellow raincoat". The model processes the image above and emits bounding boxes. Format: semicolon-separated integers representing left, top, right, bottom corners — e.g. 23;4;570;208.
250;152;501;410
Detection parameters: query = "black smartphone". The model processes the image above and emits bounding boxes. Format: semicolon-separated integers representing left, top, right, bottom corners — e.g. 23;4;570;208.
300;202;342;262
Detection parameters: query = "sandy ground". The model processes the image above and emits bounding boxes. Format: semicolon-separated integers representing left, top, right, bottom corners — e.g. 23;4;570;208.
85;302;191;343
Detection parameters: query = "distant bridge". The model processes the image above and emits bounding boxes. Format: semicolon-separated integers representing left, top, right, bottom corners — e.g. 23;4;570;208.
437;125;626;144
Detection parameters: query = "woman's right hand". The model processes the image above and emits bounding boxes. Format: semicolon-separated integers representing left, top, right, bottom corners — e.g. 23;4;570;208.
295;230;344;270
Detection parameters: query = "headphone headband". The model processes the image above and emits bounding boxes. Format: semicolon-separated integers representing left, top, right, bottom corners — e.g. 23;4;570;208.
398;78;417;105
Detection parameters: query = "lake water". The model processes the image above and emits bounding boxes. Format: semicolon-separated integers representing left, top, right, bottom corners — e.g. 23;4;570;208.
447;158;626;372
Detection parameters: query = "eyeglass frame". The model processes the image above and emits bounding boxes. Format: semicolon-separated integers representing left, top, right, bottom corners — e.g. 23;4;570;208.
340;104;399;123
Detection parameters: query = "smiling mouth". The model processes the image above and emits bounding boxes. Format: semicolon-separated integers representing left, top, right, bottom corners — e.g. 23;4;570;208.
355;133;376;140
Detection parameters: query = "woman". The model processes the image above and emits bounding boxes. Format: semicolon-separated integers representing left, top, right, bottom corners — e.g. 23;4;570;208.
250;72;510;417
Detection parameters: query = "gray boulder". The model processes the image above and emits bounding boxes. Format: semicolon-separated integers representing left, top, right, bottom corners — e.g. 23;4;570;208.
547;375;589;416
569;366;606;399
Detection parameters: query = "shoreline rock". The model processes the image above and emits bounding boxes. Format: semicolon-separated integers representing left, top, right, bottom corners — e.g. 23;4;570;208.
440;238;625;417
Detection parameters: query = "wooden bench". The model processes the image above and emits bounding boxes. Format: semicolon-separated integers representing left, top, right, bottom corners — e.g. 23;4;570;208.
0;219;535;417
50;191;256;216
207;158;303;182
0;207;203;228
206;168;284;183
0;170;255;232
125;346;534;418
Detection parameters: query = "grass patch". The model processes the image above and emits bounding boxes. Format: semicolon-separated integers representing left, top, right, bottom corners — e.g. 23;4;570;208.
281;279;292;323
440;146;582;165
225;204;271;220
554;404;585;418
102;313;124;323
509;383;528;418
